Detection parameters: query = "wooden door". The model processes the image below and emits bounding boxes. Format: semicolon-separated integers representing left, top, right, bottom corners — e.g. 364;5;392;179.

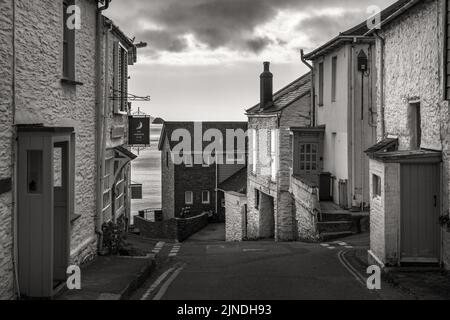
400;163;440;263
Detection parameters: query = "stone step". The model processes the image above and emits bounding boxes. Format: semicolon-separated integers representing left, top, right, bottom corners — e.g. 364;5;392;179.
317;221;354;233
319;231;356;242
320;212;354;222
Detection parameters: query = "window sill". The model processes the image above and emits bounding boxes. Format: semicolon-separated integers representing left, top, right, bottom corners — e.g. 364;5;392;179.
61;78;84;86
70;213;82;223
113;111;128;116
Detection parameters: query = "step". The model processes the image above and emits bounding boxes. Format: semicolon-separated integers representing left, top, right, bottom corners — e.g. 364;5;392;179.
320;212;354;222
319;231;356;242
317;221;354;233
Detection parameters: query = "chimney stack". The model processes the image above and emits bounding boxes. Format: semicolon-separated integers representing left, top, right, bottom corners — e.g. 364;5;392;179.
260;61;273;111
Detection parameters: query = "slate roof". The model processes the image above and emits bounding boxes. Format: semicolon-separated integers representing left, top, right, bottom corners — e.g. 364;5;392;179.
246;72;311;115
304;0;414;60
158;122;248;151
218;167;247;194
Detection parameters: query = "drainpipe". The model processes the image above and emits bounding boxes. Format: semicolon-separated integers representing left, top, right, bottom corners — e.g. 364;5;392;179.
95;0;111;253
350;44;356;209
373;31;386;139
301;49;315;127
11;0;21;299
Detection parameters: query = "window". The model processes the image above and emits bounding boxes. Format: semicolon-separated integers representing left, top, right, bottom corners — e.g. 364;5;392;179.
226;152;235;164
202;191;210;204
63;0;76;80
331;56;337;102
318;62;324;106
409;102;421;149
113;42;129;114
270;130;277;181
185;191;193;205
372;174;381;198
255;189;260;209
27;150;43;194
298;143;319;174
115;169;125;213
221;198;225;208
237;152;246;165
102;157;113;217
184;153;193;167
166;152;169;167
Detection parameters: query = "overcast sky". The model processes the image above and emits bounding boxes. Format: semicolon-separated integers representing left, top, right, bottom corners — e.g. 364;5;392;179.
107;0;395;121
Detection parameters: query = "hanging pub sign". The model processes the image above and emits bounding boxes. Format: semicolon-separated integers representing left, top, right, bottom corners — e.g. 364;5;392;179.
128;116;150;146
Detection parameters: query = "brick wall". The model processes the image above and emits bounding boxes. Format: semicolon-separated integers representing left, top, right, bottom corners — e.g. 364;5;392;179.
174;162;216;218
135;213;208;241
0;0;15;300
224;192;247;241
291;176;320;241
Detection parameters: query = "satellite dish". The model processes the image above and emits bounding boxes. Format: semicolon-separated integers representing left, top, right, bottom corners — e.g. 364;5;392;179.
136;121;143;130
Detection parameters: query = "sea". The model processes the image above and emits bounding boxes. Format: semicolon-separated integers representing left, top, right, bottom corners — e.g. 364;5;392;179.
130;124;163;223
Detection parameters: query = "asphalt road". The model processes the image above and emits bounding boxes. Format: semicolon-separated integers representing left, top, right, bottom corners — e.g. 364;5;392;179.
131;225;408;300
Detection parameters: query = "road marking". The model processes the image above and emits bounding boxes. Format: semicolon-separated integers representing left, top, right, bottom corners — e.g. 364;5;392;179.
152;242;166;254
320;244;330;247
337;250;366;287
327;246;336;250
153;263;186;300
345;246;354;249
140;265;178;300
168;244;181;257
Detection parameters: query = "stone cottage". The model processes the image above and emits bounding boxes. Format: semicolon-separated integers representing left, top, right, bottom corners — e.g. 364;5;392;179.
0;0;140;299
365;0;450;268
246;62;312;241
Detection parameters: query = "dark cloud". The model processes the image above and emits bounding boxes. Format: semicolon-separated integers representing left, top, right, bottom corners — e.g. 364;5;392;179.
296;11;366;46
108;0;395;55
134;29;188;53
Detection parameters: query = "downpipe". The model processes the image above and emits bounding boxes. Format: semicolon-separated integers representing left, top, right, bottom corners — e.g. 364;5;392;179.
95;0;111;253
301;49;315;126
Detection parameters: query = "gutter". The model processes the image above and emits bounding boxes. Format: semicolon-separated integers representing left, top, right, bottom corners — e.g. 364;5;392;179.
301;49;315;126
11;0;20;299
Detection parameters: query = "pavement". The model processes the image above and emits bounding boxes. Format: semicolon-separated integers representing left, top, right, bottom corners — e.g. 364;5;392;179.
56;235;157;300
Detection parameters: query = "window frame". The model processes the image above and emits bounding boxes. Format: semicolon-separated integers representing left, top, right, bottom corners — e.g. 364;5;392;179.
331;56;337;102
318;62;324;106
62;0;76;82
201;190;210;204
297;142;319;175
185;191;194;205
372;174;382;199
113;42;129;115
255;189;260;209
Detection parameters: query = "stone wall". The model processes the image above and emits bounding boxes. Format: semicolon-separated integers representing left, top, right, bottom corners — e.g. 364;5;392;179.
375;0;450;268
225;192;247;241
13;0;99;267
0;0;15;300
290;176;320;241
177;213;209;242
